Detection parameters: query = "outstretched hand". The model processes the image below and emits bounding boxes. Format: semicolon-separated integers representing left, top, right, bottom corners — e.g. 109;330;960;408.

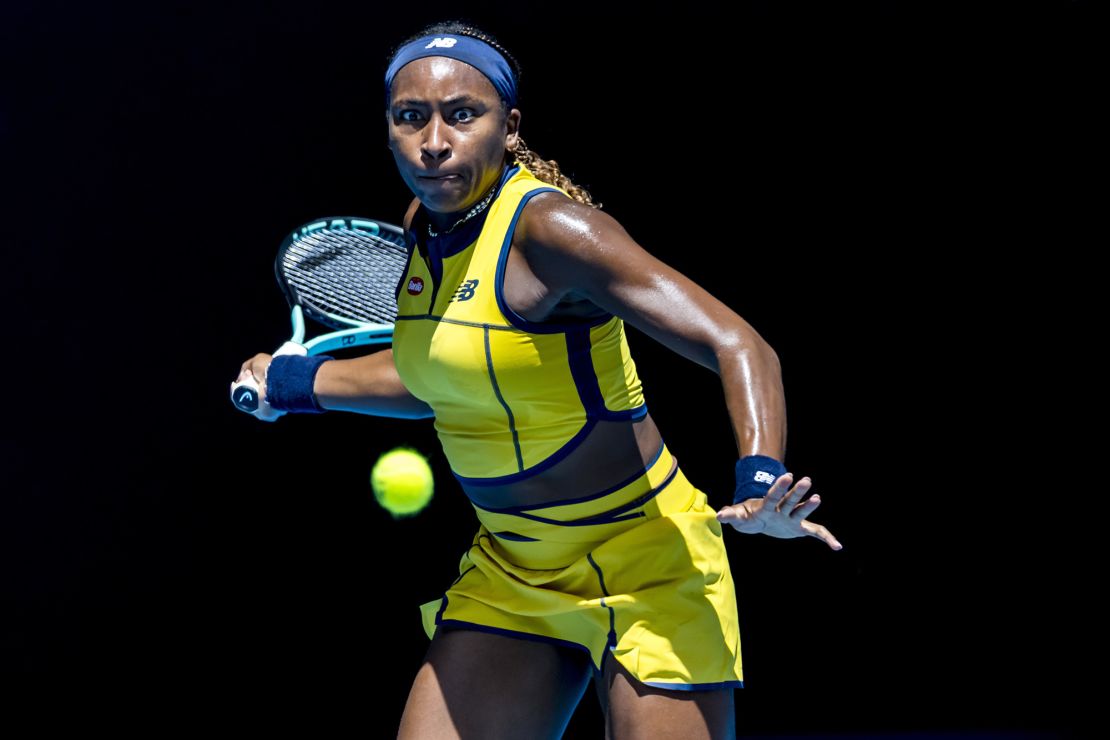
716;473;843;551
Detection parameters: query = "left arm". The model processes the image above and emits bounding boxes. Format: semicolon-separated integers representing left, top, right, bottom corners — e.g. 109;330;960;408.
517;194;840;550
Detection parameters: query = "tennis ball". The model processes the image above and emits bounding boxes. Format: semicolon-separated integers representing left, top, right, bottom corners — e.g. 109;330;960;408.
371;447;434;518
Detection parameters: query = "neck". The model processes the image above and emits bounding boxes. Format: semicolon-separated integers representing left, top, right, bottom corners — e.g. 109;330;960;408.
426;170;503;238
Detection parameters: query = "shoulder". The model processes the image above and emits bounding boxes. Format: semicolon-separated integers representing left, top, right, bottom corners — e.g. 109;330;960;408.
512;190;650;300
516;190;632;265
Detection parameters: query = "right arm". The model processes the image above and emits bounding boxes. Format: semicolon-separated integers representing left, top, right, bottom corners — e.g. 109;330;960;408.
238;197;433;420
237;349;433;419
314;348;433;418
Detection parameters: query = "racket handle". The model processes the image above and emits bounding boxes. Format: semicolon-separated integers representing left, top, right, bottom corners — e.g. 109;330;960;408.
229;341;308;420
230;373;283;421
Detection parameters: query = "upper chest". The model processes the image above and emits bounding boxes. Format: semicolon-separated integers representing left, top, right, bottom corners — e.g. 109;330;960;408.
407;229;605;325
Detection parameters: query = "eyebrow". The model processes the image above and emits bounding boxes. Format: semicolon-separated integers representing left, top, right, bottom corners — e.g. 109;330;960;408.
391;95;487;108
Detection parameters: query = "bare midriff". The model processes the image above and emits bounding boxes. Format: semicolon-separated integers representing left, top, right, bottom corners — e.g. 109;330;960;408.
458;413;666;510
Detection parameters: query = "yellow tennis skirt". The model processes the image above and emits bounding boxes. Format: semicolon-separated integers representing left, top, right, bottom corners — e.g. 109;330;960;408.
418;443;744;691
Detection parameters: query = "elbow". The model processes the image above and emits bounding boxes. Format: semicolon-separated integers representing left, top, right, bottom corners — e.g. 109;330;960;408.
762;341;781;370
714;332;780;374
757;339;781;377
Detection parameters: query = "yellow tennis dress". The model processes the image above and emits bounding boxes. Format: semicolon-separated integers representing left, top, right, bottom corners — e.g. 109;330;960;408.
391;161;744;690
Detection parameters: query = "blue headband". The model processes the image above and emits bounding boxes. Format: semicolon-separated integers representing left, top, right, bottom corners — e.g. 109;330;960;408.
384;34;517;109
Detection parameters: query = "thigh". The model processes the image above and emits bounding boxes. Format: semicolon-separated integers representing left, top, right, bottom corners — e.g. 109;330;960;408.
599;651;736;740
397;626;595;740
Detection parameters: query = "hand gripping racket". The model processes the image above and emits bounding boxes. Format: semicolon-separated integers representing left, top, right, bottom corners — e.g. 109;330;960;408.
230;216;410;419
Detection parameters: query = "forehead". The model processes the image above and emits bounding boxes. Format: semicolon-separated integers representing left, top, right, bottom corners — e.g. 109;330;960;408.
389;57;500;104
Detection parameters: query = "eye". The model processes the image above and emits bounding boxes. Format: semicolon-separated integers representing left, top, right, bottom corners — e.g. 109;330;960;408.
398;110;422;123
453;108;477;122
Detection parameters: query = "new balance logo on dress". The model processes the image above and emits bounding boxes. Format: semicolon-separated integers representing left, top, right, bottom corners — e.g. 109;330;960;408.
451;278;479;302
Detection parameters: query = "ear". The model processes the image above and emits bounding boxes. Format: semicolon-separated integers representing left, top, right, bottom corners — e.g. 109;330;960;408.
505;107;521;151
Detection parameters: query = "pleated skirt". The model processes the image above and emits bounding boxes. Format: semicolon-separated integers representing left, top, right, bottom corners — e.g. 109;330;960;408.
419;443;744;691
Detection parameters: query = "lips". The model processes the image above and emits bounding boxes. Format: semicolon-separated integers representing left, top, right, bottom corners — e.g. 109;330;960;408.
419;172;460;180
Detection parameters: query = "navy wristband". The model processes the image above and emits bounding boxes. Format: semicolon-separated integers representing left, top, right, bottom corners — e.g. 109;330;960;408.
733;454;788;505
265;354;333;414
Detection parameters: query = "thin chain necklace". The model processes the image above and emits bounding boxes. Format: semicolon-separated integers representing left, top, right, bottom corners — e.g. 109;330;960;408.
426;180;499;238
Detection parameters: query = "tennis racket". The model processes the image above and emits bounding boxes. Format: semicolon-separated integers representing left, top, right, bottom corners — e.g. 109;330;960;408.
230;216;410;419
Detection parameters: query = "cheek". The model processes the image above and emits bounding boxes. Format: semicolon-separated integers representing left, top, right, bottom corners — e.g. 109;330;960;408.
388;136;420;165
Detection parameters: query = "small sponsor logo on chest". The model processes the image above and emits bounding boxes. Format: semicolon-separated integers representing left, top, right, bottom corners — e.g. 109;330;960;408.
407;277;425;295
450;278;480;302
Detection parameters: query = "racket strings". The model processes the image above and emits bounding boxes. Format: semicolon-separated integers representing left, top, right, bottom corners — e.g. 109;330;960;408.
285;246;397;321
281;228;408;326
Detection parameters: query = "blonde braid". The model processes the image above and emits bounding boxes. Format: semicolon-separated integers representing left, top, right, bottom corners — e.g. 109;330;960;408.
510;137;601;209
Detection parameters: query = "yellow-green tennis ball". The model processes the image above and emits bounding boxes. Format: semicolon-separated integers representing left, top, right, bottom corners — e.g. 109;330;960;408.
371;447;434;518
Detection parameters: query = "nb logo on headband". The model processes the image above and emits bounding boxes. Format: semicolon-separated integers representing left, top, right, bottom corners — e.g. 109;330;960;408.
425;37;458;49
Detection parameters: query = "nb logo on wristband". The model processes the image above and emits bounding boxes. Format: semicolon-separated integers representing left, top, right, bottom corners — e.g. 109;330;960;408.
754;471;776;484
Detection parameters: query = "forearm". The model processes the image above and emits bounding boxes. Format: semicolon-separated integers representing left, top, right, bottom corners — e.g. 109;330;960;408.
716;337;786;461
313;349;434;419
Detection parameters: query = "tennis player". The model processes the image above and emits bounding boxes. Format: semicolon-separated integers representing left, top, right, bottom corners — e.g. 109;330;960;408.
236;20;841;740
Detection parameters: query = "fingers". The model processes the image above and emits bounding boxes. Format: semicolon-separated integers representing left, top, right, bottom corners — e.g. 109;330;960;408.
780;479;841;549
237;354;273;383
802;520;843;551
790;493;821;520
761;473;791;510
765;472;811;513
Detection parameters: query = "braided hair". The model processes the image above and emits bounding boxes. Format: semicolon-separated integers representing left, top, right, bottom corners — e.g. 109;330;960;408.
387;21;601;209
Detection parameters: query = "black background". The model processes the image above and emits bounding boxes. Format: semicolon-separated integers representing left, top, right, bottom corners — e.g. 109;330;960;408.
1;1;1095;736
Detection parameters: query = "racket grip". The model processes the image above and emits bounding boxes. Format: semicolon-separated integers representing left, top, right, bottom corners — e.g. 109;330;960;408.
230;373;284;422
229;341;307;420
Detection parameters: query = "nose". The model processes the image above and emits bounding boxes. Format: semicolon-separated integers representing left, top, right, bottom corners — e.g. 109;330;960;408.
420;115;451;163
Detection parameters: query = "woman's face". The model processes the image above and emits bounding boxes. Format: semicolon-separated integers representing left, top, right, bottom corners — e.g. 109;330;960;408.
387;57;520;218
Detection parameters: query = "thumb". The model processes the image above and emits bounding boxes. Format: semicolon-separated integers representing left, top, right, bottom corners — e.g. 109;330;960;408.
716;505;750;521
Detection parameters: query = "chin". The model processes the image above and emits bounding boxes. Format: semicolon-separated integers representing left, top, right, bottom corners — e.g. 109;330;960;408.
418;194;461;214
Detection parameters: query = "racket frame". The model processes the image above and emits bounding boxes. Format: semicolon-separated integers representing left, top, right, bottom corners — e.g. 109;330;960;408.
275;216;408;355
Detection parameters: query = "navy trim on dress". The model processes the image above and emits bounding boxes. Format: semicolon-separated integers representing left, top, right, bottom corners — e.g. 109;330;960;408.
469;441;666;514
412;164;521;311
394;231;417;303
566;325;605;416
491;531;541;542
642;679;745;691
484;325;524;473
565;325;648;422
453;417;599;487
394;314;516;330
471;458;679;528
493;189;614;334
586;553;618;649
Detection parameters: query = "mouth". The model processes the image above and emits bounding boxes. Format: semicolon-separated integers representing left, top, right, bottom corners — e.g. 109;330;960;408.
419;173;460;181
